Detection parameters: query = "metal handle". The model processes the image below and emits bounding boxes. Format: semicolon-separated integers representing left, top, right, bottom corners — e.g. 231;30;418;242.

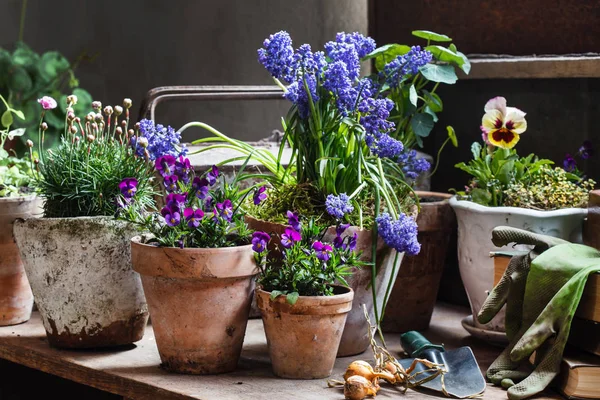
400;331;444;358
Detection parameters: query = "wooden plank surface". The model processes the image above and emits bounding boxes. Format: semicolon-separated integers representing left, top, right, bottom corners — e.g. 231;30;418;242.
0;303;562;400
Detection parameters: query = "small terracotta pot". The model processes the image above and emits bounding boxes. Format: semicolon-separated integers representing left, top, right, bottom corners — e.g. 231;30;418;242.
256;286;353;379
13;217;148;348
382;191;456;332
131;237;258;375
247;216;404;356
0;195;42;326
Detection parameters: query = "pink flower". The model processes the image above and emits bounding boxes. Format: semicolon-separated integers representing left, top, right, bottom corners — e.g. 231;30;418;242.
37;96;57;110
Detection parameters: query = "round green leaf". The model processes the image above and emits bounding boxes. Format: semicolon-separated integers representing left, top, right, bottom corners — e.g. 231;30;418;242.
408;84;418;106
12;44;39;69
412;30;452;42
411;113;435;137
420;64;458;84
8;66;33;93
456;51;471;74
425;45;464;67
39;51;71;82
447;125;458;147
2;109;13;127
43;109;65;129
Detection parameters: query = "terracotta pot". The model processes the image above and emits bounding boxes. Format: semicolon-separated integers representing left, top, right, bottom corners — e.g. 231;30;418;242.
0;196;42;326
256;286;353;379
449;197;587;334
131;237;258;374
247;216;405;356
13;217;148;348
382;191;456;332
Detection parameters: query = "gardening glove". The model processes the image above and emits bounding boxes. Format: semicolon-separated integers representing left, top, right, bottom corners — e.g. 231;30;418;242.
487;243;600;400
477;226;568;340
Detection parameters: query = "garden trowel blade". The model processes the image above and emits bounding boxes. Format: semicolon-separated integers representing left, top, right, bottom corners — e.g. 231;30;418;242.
398;346;486;398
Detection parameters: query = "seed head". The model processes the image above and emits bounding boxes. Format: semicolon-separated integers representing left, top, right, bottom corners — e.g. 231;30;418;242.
123;98;132;109
103;106;114;116
114;105;123;116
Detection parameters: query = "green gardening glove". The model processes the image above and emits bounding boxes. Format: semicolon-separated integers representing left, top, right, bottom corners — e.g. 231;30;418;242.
487;243;600;400
478;226;568;340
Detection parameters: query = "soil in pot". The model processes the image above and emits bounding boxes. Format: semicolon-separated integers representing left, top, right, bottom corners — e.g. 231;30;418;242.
382;192;456;333
256;286;353;379
131;237;258;375
13;217;149;348
0;196;42;326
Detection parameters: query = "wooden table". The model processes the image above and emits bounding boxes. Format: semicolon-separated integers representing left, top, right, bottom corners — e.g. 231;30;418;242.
0;303;561;400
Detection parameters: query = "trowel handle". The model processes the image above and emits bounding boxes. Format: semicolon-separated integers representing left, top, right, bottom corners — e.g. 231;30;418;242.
400;331;445;358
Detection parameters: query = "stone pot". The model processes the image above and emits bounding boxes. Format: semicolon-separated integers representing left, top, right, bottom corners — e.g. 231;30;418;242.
0;195;42;326
256;286;353;379
130;237;258;374
13;217;148;348
449;197;587;333
247;216;405;356
382;191;455;333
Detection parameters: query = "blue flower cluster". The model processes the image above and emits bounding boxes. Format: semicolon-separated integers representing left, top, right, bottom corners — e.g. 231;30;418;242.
131;119;187;161
257;31;294;81
325;193;354;219
383;46;433;88
334;32;376;59
376;212;420;255
370;133;405;160
398;150;431;180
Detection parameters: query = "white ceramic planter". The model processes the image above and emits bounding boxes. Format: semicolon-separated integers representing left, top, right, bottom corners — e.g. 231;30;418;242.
13;217;149;348
449;197;587;333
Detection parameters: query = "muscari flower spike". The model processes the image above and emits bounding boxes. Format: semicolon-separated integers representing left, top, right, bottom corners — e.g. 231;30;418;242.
325;193;354;219
481;96;527;149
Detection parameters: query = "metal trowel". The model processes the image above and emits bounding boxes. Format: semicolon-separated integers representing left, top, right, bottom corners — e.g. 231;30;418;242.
398;331;486;398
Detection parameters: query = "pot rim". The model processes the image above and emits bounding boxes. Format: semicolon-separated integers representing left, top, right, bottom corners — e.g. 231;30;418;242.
256;285;354;305
0;194;38;203
130;235;253;253
415;191;452;205
449;196;588;217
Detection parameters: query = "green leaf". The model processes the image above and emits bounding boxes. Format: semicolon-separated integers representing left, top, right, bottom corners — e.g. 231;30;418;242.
456;51;471;74
364;44;411;71
2;110;13;127
39;51;70;82
43;109;64;129
425;45;464;67
408;85;418;106
12;109;25;120
8;66;33;93
270;290;283;300
12;44;39;69
412;30;452;42
471;142;482;159
423;90;443;112
449;43;458;52
286;292;299;305
447;126;458;147
410;113;435;137
420;64;458;84
424;106;438;122
471;188;492;205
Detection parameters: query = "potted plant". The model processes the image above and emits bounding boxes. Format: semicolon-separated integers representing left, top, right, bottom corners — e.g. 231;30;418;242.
252;215;361;379
122;159;265;374
450;96;595;334
0;95;40;326
182;31;421;356
13;96;169;348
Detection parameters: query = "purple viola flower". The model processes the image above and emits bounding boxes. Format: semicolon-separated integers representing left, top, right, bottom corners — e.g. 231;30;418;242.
165;192;187;211
174;156;192;184
312;241;333;262
325;193;354;219
563;153;577;172
376;212;420;256
163;175;179;193
579;140;593;160
192;177;209;200
253;186;268;205
155;155;176;177
287;211;301;231
206;165;219;186
183;207;204;228
333;223;351;249
161;206;181;227
215;199;234;221
281;227;302;248
204;196;214;210
252;231;271;253
119;178;138;199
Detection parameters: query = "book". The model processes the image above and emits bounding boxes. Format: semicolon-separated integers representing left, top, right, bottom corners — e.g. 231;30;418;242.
569;318;600;357
555;349;600;399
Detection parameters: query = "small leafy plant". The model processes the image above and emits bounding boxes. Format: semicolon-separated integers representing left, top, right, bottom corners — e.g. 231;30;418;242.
34;96;156;217
0;94;32;197
455;96;595;209
252;212;364;305
118;160;266;248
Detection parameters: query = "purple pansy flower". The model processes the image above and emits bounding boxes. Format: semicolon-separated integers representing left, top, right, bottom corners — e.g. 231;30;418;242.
155;155;176;177
579;140;593;160
252;231;271;253
165;192;187;211
281;227;302;248
312;241;333;261
287;211;301;231
163;175;179;192
161;206;181;227
215;199;233;222
192;177;209;200
183;207;204;228
204;196;214;210
174;156;192;184
333;223;351;249
118;178;138;199
206;165;219;186
563;153;577;172
346;232;358;251
253;186;268;205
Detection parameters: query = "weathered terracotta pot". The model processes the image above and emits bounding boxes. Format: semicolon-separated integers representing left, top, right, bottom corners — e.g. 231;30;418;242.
0;196;41;326
131;237;258;374
247;216;405;356
13;217;148;348
256;286;353;379
382;192;455;332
